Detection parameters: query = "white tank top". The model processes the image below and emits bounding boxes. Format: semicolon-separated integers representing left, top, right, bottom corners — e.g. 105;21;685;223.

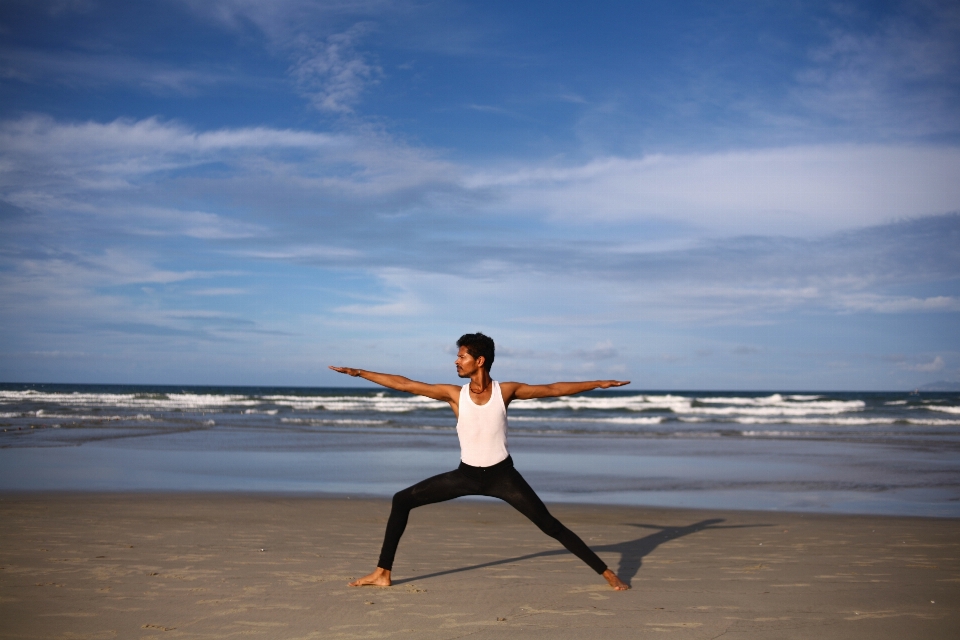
456;381;509;467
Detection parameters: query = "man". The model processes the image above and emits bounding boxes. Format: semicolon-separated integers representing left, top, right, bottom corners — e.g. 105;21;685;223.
330;332;631;590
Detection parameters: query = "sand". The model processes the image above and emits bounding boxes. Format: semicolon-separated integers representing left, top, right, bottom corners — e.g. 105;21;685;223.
1;493;958;639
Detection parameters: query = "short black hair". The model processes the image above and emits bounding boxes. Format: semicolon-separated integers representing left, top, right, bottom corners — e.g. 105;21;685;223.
457;333;495;371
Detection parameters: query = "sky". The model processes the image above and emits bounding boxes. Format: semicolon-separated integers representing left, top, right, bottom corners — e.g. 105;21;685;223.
1;0;959;390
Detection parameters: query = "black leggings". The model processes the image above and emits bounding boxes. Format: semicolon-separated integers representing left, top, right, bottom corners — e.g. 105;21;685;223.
376;455;608;574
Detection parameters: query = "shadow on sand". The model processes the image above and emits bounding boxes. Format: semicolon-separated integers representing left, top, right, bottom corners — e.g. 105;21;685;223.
392;518;771;586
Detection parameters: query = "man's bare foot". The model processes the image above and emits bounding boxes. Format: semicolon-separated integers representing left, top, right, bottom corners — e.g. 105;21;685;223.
348;567;391;587
602;569;630;590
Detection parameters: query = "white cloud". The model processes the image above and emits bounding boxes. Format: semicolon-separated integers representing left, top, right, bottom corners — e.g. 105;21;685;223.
468;145;960;234
40;0;95;16
6;116;960;240
189;288;248;296
10;248;210;288
0;115;344;159
834;294;960;313
317;237;959;340
1;114;958;353
0;48;250;95
0;115;455;240
3;117;955;337
173;2;388;113
572;342;618;360
175;0;393;40
290;24;382;113
795;0;960;137
238;246;362;260
0;116;353;208
332;268;429;316
0;246;272;348
901;356;946;372
127;208;264;240
334;300;423;316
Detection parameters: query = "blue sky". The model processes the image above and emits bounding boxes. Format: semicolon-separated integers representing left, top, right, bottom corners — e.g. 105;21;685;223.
1;0;958;389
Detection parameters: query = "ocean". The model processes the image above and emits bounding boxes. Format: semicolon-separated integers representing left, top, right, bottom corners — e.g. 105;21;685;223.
2;383;959;517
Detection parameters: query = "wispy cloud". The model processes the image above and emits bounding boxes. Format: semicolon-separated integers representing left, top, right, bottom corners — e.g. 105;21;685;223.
7;248;211;288
8;115;958;247
189;288;248;296
175;0;393;40
176;0;492;58
572;342;618;360
465;104;514;115
0;115;450;240
833;294;960;313
290;24;382;113
4;115;959;296
0;48;255;95
37;0;96;17
0;115;345;158
174;2;390;113
123;208;264;240
0;245;276;348
467;145;960;234
900;356;945;372
794;0;960;138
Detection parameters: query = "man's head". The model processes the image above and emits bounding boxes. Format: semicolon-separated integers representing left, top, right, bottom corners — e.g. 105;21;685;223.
455;333;495;376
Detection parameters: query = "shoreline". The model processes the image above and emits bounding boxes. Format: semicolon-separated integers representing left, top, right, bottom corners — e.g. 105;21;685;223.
5;433;959;519
2;492;958;639
4;488;960;520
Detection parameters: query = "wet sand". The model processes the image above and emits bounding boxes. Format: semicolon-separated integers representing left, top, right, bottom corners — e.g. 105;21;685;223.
1;493;958;639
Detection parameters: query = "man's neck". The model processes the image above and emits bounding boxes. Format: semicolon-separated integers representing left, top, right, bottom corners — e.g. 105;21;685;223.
469;370;492;394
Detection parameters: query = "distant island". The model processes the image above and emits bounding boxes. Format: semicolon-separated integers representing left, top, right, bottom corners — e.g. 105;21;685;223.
918;381;960;391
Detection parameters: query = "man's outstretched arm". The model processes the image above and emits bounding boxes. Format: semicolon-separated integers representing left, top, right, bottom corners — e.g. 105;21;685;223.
328;366;460;405
501;379;630;404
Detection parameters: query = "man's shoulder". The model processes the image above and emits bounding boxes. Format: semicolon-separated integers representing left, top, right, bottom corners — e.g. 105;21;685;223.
496;381;523;394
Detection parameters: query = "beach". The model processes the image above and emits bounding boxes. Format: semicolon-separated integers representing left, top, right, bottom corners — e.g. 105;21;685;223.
3;385;959;637
2;493;958;639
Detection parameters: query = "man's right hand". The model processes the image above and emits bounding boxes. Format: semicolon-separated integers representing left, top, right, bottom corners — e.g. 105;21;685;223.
329;366;362;377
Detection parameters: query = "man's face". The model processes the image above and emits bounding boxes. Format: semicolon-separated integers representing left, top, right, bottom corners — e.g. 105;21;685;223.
455;346;482;378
